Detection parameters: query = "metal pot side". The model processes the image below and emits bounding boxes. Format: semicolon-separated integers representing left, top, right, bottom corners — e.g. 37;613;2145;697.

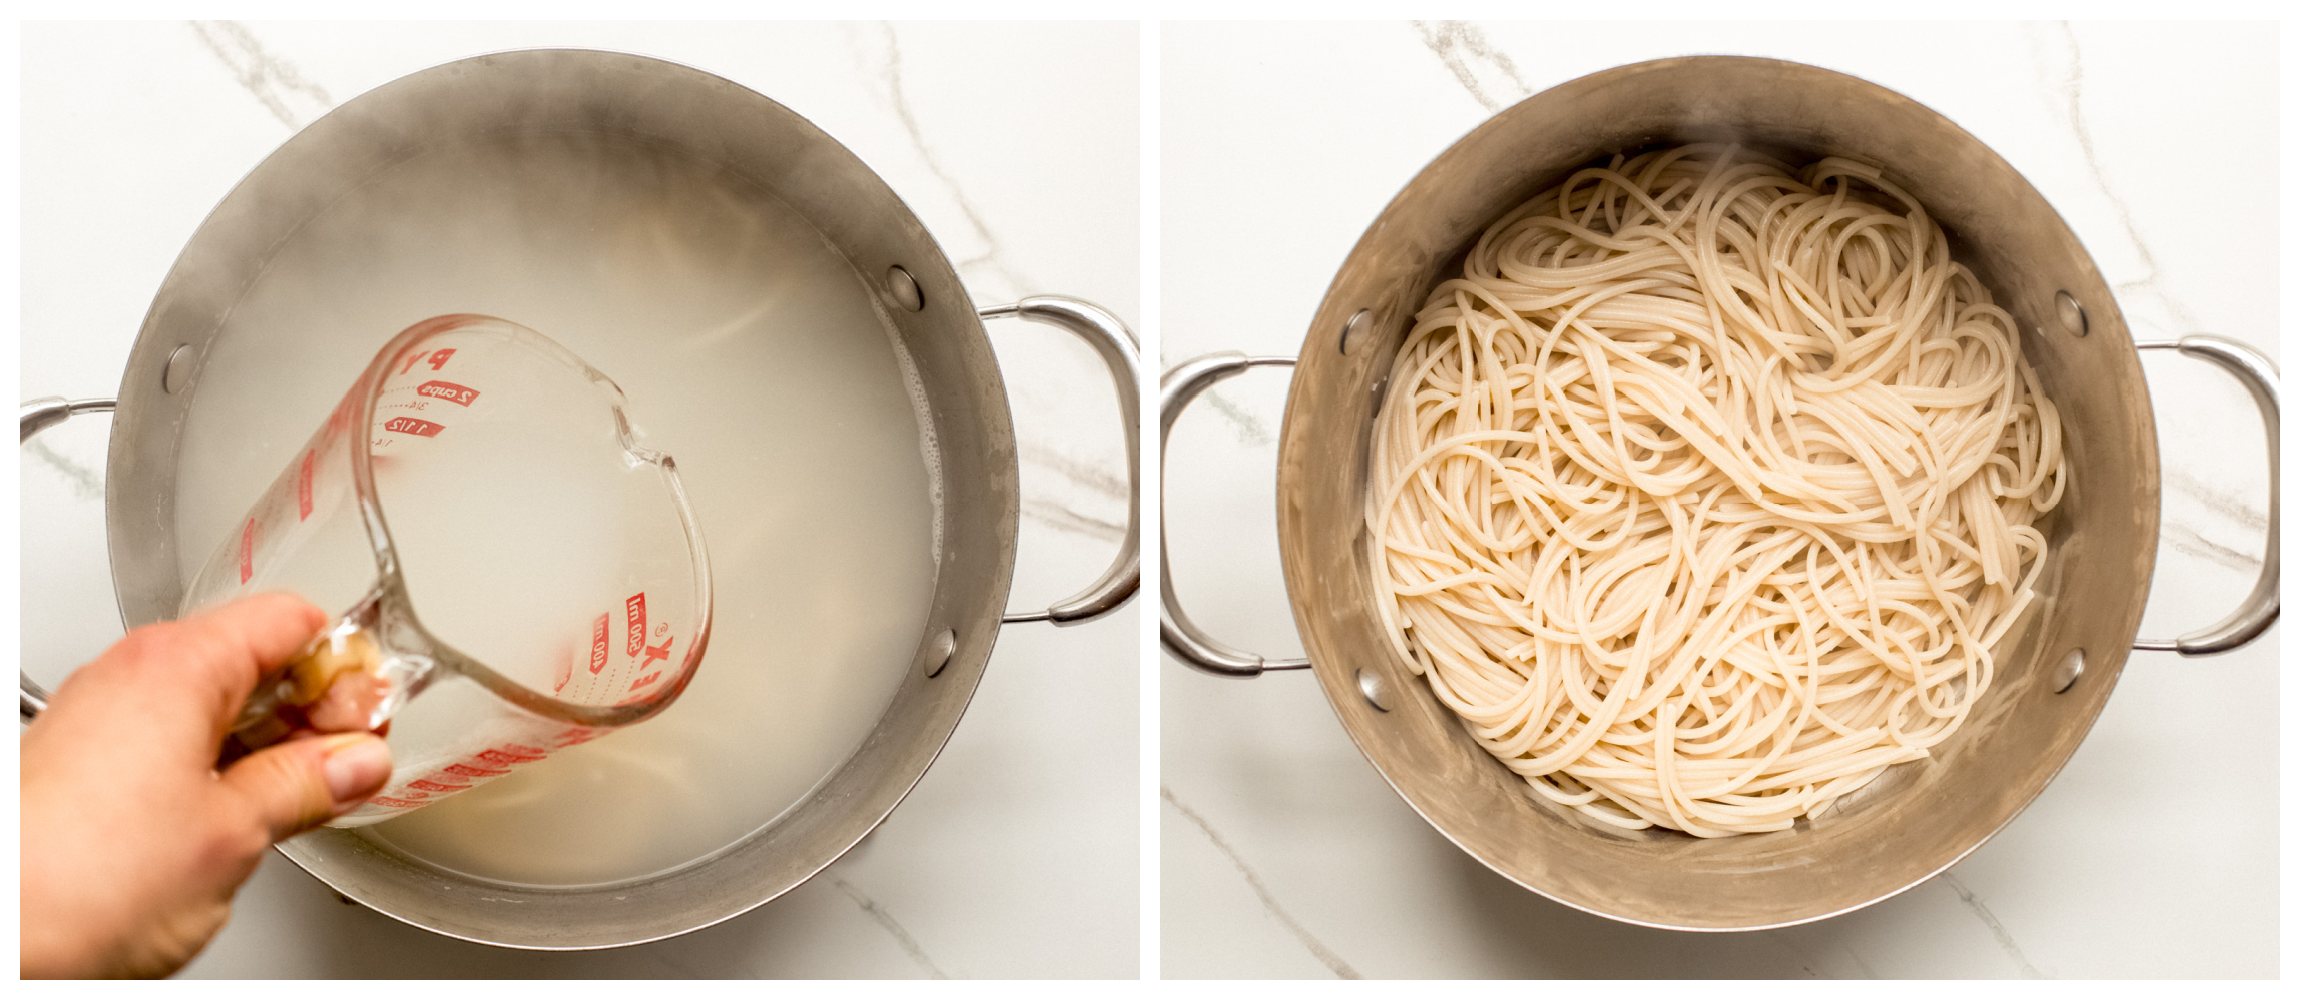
1273;56;2155;930
105;50;1019;948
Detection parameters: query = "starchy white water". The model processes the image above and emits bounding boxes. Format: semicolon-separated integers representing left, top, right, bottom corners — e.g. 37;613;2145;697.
171;133;941;886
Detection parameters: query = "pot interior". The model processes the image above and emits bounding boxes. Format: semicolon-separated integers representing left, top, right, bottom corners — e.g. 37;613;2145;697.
106;50;1018;948
1275;56;2157;930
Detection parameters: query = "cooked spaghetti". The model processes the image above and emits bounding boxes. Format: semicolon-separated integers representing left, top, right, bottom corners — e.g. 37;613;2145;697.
1365;144;2065;837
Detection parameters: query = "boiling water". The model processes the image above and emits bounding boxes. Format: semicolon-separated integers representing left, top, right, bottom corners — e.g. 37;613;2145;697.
172;133;941;885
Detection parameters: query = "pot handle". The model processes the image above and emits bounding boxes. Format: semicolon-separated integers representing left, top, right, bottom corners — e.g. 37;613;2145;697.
2133;336;2278;655
19;396;118;721
980;297;1141;626
1159;352;1311;677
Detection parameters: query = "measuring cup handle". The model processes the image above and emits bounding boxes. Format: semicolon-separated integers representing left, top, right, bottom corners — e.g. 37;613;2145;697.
980;297;1141;627
2133;336;2279;655
1158;352;1311;678
19;396;118;721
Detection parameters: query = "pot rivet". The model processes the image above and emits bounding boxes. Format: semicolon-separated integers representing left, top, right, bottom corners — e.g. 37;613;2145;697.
2049;648;2085;693
2054;291;2088;338
163;344;195;393
1339;309;1371;355
887;266;925;313
1356;667;1392;712
920;626;957;678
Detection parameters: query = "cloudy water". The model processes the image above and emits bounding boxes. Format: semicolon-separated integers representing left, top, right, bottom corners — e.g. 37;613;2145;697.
171;132;940;886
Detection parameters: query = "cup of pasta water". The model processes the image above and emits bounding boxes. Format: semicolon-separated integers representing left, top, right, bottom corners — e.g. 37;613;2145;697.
180;313;713;827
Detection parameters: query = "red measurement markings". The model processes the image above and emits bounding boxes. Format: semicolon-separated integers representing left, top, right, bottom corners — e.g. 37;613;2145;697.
553;726;601;749
474;745;546;766
397;347;457;375
416;380;480;407
297;450;315;520
361;738;553;814
376;740;552;808
237;518;258;584
625;592;647;657
588;613;610;674
383;416;444;438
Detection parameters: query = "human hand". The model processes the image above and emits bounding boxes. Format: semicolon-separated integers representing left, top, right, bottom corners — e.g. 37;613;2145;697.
19;593;394;979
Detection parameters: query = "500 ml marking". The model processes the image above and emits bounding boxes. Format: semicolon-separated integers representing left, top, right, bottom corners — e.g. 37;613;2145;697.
624;591;674;691
625;593;647;656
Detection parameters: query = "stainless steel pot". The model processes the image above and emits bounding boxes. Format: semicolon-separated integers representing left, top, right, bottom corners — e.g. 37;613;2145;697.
1160;56;2276;931
21;49;1139;949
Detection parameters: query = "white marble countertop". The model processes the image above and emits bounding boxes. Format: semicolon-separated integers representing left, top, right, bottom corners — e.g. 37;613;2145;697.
19;21;1139;978
1159;21;2279;979
16;18;2287;982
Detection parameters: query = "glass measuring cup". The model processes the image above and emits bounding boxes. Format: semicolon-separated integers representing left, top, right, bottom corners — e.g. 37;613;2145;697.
180;314;712;827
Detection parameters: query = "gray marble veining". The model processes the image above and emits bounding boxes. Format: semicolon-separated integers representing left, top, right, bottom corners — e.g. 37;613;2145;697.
1016;439;1128;541
1200;388;1276;448
1162;787;1361;980
846;22;1032;304
1020;440;1128;501
1022;498;1127;544
1939;874;2045;980
2032;22;2205;340
24;439;103;502
189;20;332;129
2029;23;2274;571
1411;20;1529;113
1158;351;1276;447
832;877;952;979
2160;465;2272;572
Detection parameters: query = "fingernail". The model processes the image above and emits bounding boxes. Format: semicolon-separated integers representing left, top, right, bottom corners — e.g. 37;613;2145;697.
320;733;392;805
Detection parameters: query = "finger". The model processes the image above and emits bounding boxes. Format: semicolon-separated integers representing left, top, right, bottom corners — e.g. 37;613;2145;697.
217;732;393;842
304;672;390;733
31;593;332;785
179;592;332;704
93;594;330;735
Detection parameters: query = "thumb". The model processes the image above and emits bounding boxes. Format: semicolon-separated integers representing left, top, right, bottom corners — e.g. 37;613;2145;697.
217;732;394;842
